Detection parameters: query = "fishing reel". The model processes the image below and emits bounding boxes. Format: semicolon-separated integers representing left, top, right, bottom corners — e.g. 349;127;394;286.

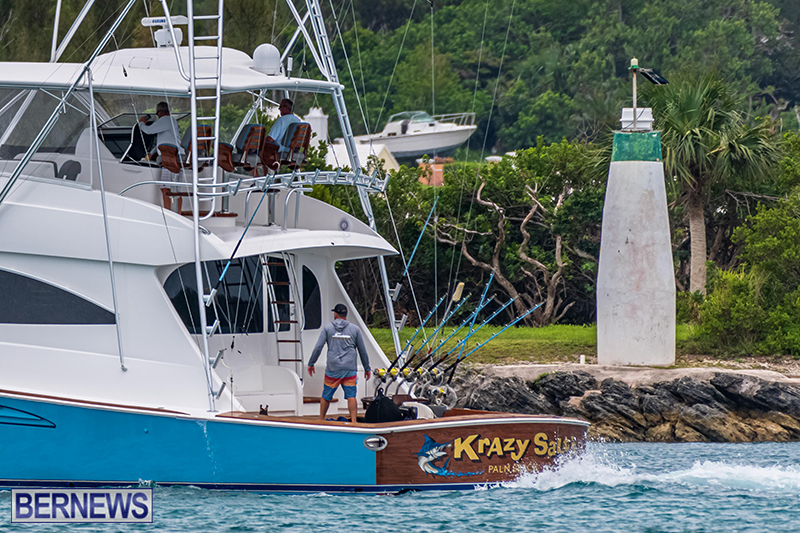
411;381;458;409
423;367;445;385
408;366;446;399
400;367;417;383
427;384;458;409
372;367;400;386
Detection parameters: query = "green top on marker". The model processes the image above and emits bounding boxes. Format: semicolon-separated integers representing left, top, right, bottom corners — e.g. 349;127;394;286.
611;131;662;162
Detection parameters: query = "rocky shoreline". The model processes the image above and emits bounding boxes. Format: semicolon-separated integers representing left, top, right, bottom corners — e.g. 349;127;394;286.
452;365;800;442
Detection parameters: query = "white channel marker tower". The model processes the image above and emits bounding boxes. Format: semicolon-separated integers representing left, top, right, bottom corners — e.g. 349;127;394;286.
596;58;676;366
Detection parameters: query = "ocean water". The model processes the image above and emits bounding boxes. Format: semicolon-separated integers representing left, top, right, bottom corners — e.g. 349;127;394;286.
3;442;800;532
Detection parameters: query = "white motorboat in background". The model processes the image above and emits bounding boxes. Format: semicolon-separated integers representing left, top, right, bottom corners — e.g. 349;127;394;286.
354;111;476;160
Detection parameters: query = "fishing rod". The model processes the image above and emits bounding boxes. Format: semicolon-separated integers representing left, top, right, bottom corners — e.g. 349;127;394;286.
398;295;487;374
458;272;493;359
403;294;497;372
429;282;464;348
405;291;471;363
418;296;517;373
444;302;542;382
397;295;473;375
417;277;495;367
386;294;447;372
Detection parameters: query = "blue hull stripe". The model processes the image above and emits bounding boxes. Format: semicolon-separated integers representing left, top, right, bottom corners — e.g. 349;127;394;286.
0;479;483;494
0;396;377;488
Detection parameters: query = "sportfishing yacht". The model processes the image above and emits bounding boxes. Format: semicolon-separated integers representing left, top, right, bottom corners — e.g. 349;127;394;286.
354;111;477;160
0;0;587;493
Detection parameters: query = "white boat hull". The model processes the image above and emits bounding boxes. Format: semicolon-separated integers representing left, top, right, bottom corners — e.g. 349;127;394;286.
355;126;476;159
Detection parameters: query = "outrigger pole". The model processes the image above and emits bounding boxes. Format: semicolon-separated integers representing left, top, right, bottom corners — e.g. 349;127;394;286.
299;0;404;359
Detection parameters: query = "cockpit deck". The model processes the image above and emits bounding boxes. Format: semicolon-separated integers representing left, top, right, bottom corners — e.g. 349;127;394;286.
216;409;556;429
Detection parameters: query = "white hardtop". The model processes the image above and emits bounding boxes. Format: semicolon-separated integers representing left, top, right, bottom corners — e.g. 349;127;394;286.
0;46;342;96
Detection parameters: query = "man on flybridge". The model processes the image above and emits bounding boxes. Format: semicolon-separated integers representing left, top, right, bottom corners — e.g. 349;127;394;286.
139;101;183;162
265;98;300;152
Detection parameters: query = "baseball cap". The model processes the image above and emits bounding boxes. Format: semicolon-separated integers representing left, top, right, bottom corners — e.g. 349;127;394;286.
332;303;348;316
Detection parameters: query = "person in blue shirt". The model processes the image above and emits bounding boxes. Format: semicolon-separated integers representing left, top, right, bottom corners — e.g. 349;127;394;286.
260;98;300;171
307;304;371;422
266;98;300;152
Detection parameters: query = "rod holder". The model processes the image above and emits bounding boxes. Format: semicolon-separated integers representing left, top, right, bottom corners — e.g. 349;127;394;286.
203;288;217;307
214;381;227;400
210;349;225;369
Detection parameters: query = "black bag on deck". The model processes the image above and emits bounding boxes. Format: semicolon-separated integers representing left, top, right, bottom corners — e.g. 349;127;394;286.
364;388;404;423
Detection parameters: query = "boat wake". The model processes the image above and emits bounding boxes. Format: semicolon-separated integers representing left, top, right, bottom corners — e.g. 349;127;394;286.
494;448;800;493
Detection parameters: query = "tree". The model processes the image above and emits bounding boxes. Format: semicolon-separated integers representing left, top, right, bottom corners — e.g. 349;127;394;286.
434;139;603;326
645;75;782;294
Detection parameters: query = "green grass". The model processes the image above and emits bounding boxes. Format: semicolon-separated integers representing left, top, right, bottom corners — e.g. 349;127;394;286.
370;324;698;366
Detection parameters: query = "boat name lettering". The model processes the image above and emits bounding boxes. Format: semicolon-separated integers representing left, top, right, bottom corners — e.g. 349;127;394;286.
487;463;528;474
453;433;576;461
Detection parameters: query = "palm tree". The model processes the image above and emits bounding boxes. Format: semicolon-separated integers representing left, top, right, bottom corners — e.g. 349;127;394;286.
644;75;781;294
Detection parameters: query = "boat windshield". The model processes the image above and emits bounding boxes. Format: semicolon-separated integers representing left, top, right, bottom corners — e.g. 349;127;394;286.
387;111;434;123
98;112;191;129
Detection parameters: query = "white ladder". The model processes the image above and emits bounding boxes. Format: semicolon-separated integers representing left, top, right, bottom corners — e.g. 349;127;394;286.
264;254;306;381
186;0;224;220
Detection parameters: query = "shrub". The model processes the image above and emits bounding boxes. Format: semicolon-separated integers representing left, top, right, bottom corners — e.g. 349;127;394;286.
676;290;703;324
696;269;769;355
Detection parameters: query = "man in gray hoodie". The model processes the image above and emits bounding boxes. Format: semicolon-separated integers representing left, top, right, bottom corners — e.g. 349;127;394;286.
307;304;371;421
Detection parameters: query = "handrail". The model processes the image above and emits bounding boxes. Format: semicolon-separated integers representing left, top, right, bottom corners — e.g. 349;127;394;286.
432;112;475;126
118;168;388;198
244;188;278;221
158;2;191;82
283;187;312;230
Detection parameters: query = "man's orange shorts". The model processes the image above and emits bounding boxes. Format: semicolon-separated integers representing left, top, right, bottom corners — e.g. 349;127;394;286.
322;373;357;401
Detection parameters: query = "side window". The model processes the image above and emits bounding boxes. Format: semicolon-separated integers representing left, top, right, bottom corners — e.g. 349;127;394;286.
164;256;264;334
0;269;114;324
302;266;321;330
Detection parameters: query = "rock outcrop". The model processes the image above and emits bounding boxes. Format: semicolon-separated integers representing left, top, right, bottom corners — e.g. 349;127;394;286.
452;370;800;442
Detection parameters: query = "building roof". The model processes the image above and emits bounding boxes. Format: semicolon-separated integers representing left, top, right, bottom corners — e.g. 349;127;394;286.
326;141;399;172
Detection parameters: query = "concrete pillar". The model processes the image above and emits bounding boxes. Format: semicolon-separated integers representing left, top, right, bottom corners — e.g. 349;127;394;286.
597;131;675;366
303;107;328;149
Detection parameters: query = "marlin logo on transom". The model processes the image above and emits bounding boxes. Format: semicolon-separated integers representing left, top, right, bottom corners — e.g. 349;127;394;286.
415;435;482;478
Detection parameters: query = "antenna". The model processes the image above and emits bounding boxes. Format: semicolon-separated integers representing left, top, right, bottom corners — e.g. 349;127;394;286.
623;58;668;132
141;16;189;47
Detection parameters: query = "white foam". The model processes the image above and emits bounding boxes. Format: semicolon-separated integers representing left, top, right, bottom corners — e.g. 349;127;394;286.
506;451;645;491
497;450;800;493
664;461;800;491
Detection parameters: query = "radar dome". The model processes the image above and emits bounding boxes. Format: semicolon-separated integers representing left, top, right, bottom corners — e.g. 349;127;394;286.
253;44;281;75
